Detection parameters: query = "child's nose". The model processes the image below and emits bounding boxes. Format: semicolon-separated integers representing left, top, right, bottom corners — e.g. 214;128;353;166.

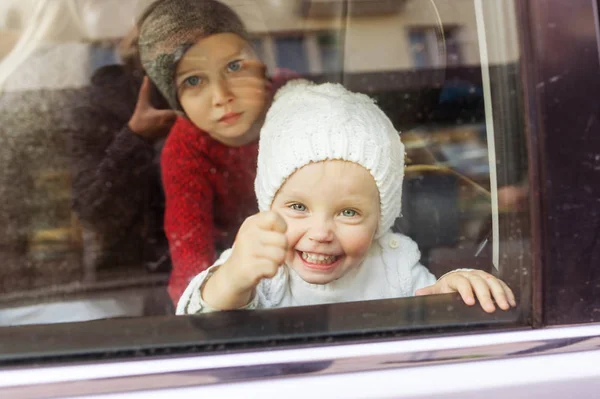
212;79;234;106
308;219;334;243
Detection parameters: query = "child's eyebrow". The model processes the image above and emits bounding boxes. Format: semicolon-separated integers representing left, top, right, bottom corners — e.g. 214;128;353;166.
278;189;374;205
277;189;306;200
338;195;377;207
176;66;206;78
215;48;252;64
176;48;250;77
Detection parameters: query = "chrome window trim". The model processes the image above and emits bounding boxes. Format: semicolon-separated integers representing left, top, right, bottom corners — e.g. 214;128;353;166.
1;323;599;397
77;349;600;398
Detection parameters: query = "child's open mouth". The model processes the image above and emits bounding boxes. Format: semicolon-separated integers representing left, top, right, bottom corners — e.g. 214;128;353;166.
299;251;341;270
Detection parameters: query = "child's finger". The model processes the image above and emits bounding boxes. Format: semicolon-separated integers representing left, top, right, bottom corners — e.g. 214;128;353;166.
467;274;496;313
258;244;287;265
255;258;284;279
154;109;179;125
259;230;288;250
228;77;269;95
228;77;271;101
415;285;434;296
257;211;287;233
136;76;152;109
484;276;511;310
240;59;267;77
271;213;288;234
499;279;517;307
230;89;266;101
450;275;476;306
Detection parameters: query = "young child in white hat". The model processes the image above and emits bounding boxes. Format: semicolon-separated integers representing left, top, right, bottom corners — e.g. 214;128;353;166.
177;80;516;315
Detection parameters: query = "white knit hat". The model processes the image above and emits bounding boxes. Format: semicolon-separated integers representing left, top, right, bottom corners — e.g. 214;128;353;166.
255;79;405;238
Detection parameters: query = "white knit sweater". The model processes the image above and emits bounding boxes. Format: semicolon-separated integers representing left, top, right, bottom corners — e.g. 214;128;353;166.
176;232;437;314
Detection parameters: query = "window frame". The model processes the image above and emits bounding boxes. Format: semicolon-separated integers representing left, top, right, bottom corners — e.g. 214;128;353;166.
1;0;600;394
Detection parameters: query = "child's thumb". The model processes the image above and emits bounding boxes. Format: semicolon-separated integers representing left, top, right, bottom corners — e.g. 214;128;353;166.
134;76;153;112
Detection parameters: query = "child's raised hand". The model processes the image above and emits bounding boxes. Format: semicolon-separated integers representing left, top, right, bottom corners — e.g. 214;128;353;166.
228;59;270;103
415;270;516;313
227;211;288;289
128;76;179;142
201;211;288;310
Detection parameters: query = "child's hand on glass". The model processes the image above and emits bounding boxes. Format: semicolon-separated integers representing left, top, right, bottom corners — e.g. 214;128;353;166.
227;59;270;104
415;270;517;313
201;211;288;310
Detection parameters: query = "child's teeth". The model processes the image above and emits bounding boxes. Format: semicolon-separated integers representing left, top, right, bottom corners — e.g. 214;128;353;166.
301;252;337;264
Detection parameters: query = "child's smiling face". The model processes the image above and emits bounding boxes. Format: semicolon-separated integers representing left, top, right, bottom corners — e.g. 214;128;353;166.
271;160;380;284
175;33;267;146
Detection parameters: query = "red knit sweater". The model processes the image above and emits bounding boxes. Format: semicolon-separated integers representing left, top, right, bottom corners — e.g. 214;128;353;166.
161;116;258;303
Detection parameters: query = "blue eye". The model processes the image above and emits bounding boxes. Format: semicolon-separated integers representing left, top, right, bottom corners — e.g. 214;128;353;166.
227;60;242;72
341;209;357;217
183;75;202;87
291;203;307;212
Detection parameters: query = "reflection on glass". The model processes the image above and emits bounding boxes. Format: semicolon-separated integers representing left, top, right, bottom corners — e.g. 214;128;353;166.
317;32;343;73
0;0;528;348
274;35;310;74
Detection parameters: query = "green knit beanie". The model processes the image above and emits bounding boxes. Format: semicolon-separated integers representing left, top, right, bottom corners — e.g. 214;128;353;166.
138;0;249;110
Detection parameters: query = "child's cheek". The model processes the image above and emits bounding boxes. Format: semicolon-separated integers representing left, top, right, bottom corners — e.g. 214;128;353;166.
232;81;267;108
344;231;375;258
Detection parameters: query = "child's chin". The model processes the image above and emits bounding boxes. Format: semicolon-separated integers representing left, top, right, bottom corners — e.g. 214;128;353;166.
294;268;338;285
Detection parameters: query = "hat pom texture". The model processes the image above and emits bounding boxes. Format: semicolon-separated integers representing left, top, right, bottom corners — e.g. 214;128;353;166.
255;80;405;238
